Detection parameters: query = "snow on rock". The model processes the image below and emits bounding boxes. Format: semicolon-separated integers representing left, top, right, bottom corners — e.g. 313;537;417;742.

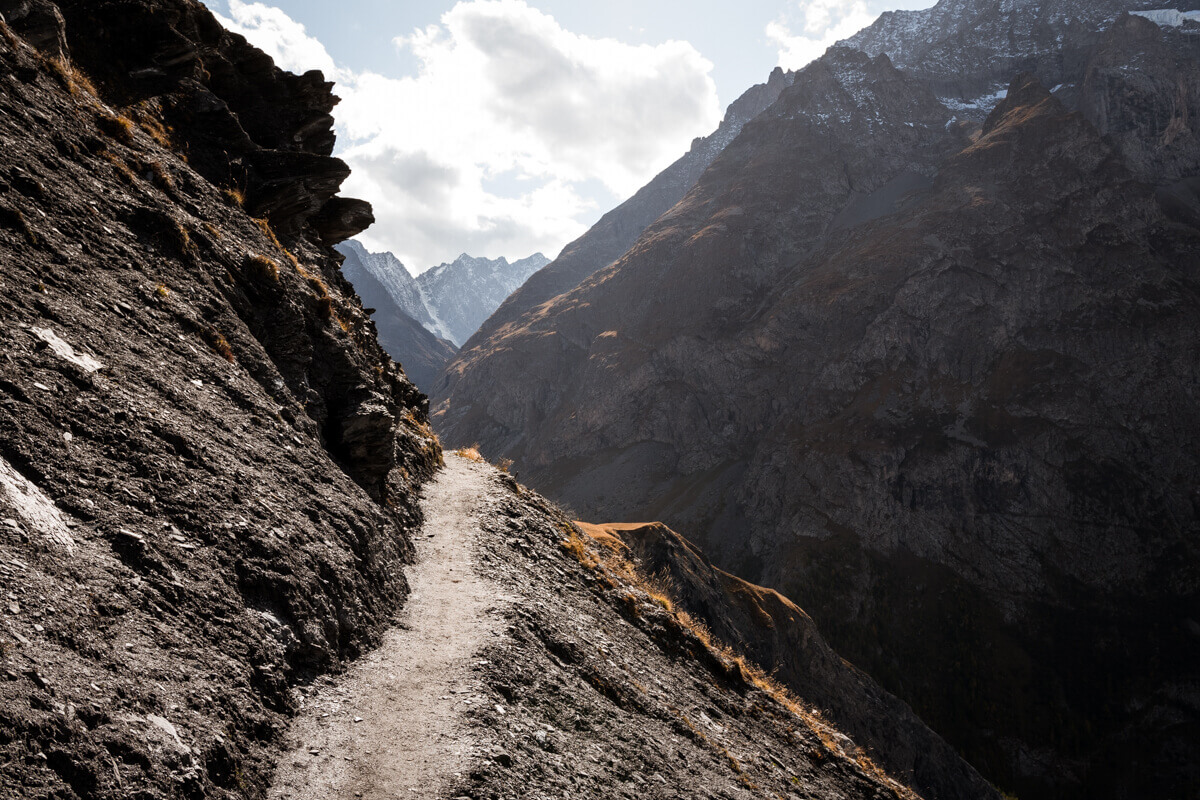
1131;9;1200;26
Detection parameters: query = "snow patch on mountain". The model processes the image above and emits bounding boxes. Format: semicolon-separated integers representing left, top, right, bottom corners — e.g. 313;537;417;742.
1132;8;1200;26
940;87;1009;111
338;241;549;348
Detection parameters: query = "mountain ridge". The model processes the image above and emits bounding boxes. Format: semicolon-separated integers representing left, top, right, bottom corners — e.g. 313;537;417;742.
442;65;796;383
431;2;1200;795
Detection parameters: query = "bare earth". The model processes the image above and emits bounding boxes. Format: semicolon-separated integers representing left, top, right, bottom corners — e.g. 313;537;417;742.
269;455;510;800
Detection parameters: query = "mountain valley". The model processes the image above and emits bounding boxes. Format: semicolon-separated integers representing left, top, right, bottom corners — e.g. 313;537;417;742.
434;2;1200;797
0;0;1195;798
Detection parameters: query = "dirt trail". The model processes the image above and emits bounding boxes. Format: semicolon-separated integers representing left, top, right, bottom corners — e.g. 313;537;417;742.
269;455;509;800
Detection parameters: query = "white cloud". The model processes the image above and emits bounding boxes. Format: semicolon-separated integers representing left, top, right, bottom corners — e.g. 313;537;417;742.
212;0;341;79
211;0;721;273
768;0;880;70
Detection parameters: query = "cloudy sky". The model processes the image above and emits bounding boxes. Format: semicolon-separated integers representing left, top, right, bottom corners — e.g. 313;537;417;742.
208;0;935;273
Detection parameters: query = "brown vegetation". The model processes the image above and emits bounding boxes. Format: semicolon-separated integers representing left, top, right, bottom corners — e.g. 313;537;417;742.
561;520;920;800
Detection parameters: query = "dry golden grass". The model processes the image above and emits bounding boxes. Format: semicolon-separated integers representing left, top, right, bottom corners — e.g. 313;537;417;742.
44;57;99;98
224;187;246;208
454;444;484;462
100;150;136;184
130;105;173;148
244;253;280;282
561;522;919;800
0;19;20;50
95;110;135;144
203;328;235;363
253;217;282;249
147;160;174;192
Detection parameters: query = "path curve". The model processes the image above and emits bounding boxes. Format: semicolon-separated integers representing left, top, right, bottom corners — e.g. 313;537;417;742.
269;455;506;800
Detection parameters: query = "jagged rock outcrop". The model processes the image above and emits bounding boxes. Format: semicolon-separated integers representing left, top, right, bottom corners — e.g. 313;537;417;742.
445;66;794;373
417;251;550;347
33;0;374;242
338;242;456;393
433;5;1200;796
338;240;548;349
0;3;440;798
577;521;997;800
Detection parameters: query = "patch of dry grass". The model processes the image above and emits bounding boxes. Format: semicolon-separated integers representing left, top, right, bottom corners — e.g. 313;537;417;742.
245;253;280;282
202;327;235;363
100;150;136;184
455;444;484;462
95;109;135;144
560;522;919;800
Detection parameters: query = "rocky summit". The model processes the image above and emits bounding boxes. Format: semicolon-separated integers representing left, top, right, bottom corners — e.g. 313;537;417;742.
433;2;1200;798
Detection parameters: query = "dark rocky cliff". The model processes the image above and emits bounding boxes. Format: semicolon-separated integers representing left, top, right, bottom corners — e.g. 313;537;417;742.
0;2;440;797
433;5;1200;797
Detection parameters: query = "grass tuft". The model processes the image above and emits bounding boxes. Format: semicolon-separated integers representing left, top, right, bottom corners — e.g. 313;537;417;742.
202;327;235;363
95;110;135;144
244;253;280;282
147;160;174;192
454;445;484;462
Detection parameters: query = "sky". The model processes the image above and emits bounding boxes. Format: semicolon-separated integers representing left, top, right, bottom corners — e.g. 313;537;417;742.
207;0;937;273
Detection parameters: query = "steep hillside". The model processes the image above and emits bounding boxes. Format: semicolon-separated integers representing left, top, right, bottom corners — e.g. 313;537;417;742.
576;521;996;800
0;1;442;797
337;242;456;392
274;454;987;800
447;66;794;369
433;4;1200;796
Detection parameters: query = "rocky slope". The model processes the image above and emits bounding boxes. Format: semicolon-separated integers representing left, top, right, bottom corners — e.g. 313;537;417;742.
575;520;996;800
337;241;456;392
433;3;1200;797
449;66;795;371
0;2;443;798
273;455;996;800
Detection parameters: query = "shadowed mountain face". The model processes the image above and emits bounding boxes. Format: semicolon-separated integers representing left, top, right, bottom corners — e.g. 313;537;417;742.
433;4;1200;796
444;66;795;378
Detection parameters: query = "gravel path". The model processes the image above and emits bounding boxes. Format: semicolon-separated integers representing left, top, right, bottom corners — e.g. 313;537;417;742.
269;455;509;800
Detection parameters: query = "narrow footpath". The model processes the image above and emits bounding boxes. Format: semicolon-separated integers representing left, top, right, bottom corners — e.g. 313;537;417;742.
269;455;509;800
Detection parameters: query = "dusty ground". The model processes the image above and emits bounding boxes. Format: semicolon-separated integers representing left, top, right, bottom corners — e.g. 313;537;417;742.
270;454;920;800
271;456;513;799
